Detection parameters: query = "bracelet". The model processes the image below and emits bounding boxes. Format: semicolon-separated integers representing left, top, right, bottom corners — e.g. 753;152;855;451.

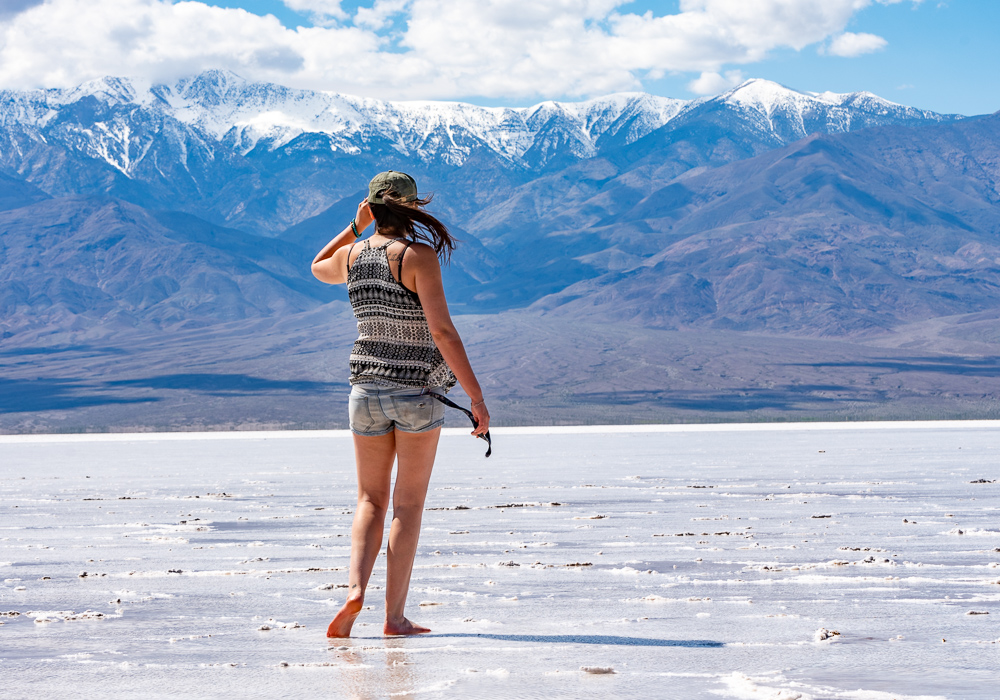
350;219;360;238
471;399;486;408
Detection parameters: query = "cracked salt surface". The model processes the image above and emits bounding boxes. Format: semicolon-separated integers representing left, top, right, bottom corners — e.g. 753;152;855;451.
1;423;998;698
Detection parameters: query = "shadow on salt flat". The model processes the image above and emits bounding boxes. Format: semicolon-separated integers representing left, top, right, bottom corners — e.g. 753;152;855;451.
0;378;156;413
422;633;724;647
106;373;346;395
571;385;856;412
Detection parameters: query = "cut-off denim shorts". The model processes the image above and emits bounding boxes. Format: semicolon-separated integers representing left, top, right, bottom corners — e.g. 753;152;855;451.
348;383;445;437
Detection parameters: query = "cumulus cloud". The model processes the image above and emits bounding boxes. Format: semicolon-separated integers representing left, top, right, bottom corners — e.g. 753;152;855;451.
354;0;409;30
281;0;347;21
0;0;912;99
823;31;889;57
688;70;745;95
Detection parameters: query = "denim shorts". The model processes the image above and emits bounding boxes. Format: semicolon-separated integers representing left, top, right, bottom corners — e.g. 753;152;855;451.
348;384;445;437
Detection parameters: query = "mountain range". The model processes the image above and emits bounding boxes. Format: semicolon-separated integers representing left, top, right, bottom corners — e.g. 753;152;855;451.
0;70;960;234
519;113;1000;335
1;71;998;429
0;71;981;332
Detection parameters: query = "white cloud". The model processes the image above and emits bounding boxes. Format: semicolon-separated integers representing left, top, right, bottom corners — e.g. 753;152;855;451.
823;31;889;57
688;70;745;95
0;0;910;100
281;0;347;20
354;0;409;30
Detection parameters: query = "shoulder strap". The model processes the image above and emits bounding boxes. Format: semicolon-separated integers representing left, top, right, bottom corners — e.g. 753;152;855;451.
346;240;361;276
396;239;414;282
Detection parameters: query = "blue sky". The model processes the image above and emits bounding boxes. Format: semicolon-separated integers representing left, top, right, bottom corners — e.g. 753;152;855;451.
709;0;998;117
196;0;998;115
0;1;995;114
200;0;997;114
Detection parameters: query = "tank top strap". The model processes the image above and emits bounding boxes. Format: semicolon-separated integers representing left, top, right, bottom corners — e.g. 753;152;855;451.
396;239;414;282
346;240;362;276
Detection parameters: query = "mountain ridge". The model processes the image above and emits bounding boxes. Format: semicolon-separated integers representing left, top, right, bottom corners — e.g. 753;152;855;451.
3;72;1000;428
526;114;1000;335
0;71;993;343
1;71;963;172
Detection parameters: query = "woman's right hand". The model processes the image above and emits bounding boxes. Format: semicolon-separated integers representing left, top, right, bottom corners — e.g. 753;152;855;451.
356;200;374;231
471;399;490;436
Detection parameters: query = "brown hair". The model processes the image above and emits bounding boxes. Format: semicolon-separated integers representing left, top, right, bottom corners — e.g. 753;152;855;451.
370;191;456;262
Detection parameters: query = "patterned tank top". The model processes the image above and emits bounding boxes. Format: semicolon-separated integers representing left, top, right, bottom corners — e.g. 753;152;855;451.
346;238;456;391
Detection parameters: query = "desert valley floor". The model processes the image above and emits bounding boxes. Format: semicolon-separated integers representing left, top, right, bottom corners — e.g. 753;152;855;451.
1;423;998;699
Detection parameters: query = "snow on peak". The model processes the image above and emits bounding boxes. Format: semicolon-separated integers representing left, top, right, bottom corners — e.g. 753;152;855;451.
0;71;959;173
708;78;958;141
719;79;824;114
132;72;690;160
174;69;247;101
722;79;935;118
60;75;149;106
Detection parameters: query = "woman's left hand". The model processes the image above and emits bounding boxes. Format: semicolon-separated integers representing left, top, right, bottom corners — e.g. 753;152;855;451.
471;400;490;436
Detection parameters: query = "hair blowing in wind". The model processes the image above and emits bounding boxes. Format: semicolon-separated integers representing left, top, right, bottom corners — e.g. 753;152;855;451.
371;191;456;262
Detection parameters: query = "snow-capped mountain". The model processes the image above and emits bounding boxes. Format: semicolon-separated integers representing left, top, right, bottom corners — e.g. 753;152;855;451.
0;70;958;176
0;70;687;170
700;79;954;145
159;72;956;163
1;69;996;361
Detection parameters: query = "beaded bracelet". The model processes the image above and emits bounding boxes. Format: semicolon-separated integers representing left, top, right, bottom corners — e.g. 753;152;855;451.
350;219;360;237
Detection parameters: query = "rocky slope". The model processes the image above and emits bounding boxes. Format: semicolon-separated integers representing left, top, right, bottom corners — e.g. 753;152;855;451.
0;71;989;344
525;113;1000;336
0;71;959;233
0;194;329;338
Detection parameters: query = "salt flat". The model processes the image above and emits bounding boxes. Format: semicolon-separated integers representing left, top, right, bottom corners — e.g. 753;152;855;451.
1;424;998;699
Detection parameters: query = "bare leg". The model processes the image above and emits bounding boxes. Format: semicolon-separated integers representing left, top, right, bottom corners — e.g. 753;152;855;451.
384;426;441;636
327;431;396;638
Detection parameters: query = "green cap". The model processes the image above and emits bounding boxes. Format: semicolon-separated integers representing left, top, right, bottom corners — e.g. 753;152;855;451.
367;170;418;204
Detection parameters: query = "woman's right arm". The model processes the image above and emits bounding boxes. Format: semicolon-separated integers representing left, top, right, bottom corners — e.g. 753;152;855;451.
311;201;373;285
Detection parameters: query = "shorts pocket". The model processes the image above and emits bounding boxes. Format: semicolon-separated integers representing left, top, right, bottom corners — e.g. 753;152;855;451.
348;393;377;433
390;394;442;432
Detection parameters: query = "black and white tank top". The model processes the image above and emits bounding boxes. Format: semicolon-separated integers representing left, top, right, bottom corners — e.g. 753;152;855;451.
346;238;456;391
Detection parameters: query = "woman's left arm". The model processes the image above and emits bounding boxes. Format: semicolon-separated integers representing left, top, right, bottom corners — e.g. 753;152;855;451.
410;246;490;435
311;201;373;284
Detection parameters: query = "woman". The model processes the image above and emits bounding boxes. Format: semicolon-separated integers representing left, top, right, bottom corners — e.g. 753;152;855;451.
311;171;490;637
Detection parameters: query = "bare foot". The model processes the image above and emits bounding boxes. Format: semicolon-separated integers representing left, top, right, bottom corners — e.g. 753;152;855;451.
384;617;431;636
326;596;364;638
